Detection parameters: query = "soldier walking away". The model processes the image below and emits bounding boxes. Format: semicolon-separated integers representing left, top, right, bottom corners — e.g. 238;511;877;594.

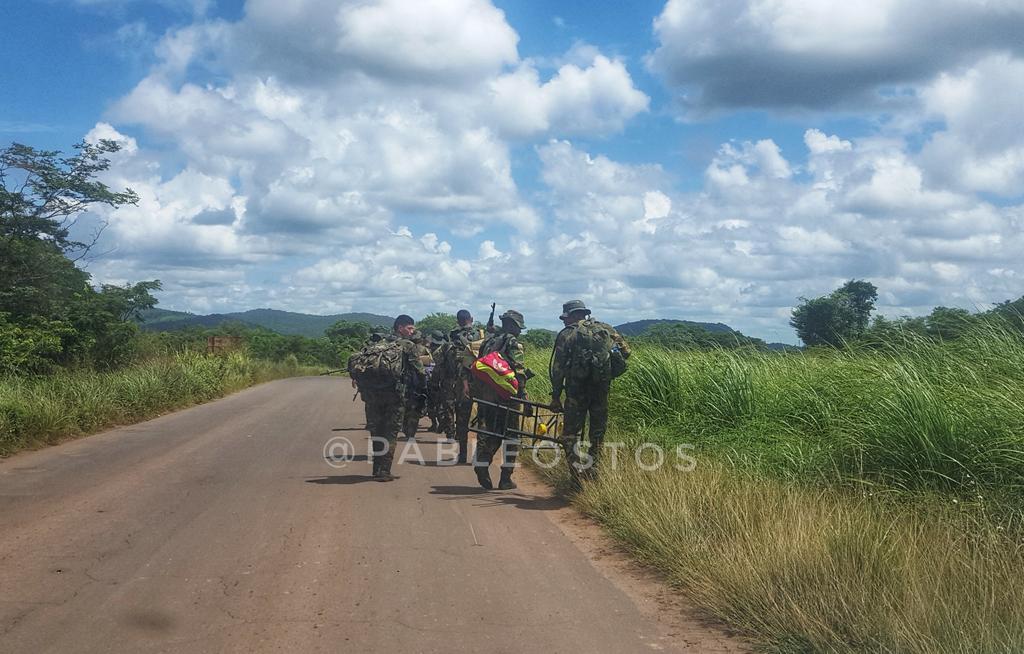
449;309;484;464
425;330;450;435
472;309;529;491
401;330;433;441
347;315;426;481
549;300;630;481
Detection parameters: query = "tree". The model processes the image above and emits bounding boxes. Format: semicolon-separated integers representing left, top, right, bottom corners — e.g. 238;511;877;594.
0;140;159;371
791;279;878;347
833;279;878;334
521;328;556;349
1;140;138;257
416;312;457;335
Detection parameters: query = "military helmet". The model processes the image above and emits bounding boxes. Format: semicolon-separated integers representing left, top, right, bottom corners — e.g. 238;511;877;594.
429;329;446;345
559;299;591;320
499;309;525;329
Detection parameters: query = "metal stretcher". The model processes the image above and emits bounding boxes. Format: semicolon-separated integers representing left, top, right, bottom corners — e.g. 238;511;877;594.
469;395;565;452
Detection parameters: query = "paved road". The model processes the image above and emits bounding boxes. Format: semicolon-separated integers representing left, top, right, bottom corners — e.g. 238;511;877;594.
0;377;740;653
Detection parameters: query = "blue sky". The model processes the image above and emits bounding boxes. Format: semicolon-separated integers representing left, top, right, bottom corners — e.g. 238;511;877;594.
3;0;1023;343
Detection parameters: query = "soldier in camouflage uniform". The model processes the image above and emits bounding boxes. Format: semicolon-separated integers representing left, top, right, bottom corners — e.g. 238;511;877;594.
449;309;482;464
401;330;433;440
359;315;426;481
472;309;528;490
550;300;630;479
425;330;452;436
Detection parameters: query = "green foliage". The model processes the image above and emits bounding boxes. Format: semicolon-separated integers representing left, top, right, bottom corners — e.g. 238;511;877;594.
1;140;159;373
0;140;139;254
521;327;556;349
416;312;457;335
602;322;1024;497
0;351;314;456
635;322;766;350
791;279;878;347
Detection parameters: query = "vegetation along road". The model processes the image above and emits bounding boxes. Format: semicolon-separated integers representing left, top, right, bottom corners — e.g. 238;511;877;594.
0;376;743;653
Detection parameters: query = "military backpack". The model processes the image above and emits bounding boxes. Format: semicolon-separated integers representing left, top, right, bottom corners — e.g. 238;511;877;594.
566;319;628;384
347;339;405;391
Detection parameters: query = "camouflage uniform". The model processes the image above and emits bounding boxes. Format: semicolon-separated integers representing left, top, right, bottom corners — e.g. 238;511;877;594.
427;332;454;437
449;324;484;463
401;333;433;439
472;311;528;486
550;302;630;475
361;334;426;477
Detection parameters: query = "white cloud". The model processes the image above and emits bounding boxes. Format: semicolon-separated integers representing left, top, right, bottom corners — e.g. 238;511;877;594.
919;54;1024;196
648;0;1024;112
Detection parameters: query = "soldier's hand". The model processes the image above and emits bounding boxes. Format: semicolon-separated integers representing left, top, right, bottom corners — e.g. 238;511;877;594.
351;379;358;389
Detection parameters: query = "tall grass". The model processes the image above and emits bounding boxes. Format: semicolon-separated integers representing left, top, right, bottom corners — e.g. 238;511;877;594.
523;324;1024;652
571;461;1024;654
0;350;310;456
603;323;1024;497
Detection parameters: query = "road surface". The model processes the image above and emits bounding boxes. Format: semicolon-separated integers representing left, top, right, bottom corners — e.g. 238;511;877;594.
0;377;742;653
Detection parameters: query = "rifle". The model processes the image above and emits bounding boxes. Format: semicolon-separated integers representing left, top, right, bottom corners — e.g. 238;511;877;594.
486;302;497;334
319;369;346;376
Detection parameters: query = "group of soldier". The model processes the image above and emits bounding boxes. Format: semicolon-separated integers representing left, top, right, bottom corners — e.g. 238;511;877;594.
351;301;630;491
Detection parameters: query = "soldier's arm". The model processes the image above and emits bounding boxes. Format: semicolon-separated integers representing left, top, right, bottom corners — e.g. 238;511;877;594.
404;341;427;389
549;330;570;399
612;328;631;358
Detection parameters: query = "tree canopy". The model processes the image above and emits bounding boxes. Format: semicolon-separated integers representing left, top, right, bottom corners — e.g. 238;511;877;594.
0;140;159;373
790;279;878;347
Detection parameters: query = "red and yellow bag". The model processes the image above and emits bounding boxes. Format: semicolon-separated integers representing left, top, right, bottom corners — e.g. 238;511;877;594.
471;351;520;400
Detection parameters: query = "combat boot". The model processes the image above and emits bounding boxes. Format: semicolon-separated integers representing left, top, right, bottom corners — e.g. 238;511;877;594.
475;465;493;490
497;468;516;491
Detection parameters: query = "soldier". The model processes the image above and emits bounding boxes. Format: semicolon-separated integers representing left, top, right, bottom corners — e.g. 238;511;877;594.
425;330;452;436
401;330;433;440
449;309;483;464
549;300;630;480
472;309;528;490
349;315;426;481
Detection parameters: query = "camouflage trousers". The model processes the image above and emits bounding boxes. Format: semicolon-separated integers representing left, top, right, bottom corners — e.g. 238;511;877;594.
402;397;421;439
563;382;610;471
474;401;519;470
427;384;454;435
453;396;472;461
363;391;404;475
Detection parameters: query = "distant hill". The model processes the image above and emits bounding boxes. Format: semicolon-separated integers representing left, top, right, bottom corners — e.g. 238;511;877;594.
614;318;797;351
614;319;734;336
137;308;393;338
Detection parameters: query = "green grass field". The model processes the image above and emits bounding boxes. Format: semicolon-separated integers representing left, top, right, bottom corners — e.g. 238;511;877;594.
0;351;313;456
523;323;1024;653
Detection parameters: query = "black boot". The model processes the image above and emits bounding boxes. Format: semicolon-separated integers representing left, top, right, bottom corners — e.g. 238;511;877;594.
475;465;493;490
497;468;516;490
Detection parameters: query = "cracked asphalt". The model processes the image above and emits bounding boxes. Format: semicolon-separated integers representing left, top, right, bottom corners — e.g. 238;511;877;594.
0;376;739;653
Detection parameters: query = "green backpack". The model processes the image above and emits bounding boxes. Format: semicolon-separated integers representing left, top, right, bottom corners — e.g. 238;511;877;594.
347;339;404;391
567;320;627;384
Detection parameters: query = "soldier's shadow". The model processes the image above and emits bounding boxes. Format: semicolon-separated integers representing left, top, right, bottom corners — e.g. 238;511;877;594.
305;475;378;485
429;485;567;511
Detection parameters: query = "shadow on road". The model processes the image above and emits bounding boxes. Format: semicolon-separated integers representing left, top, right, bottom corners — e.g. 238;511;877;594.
324;454;370;462
306;475;376;485
428;485;568;511
429;485;491;496
331;427;368;432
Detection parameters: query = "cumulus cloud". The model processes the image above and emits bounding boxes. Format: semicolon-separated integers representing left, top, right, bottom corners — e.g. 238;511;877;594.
72;0;1022;342
648;0;1024;111
919;54;1024;197
490;55;649;136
